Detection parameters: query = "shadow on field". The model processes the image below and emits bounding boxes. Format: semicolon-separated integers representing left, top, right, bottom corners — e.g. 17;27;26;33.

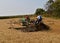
35;23;50;31
12;22;50;32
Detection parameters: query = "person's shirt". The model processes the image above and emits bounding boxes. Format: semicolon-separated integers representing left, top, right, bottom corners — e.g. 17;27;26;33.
37;15;42;20
21;18;26;22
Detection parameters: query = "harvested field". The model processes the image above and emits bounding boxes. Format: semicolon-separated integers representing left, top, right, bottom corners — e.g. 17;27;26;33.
0;17;60;43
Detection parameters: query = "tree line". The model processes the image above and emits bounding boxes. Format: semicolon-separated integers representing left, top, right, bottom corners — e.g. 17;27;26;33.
35;0;60;18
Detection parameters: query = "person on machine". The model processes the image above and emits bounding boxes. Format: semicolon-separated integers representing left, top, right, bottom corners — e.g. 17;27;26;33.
25;15;30;22
35;15;42;24
21;17;26;26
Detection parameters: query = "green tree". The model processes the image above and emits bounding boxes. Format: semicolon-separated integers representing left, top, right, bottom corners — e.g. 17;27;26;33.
46;0;54;14
46;0;60;17
35;8;45;15
52;0;60;17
